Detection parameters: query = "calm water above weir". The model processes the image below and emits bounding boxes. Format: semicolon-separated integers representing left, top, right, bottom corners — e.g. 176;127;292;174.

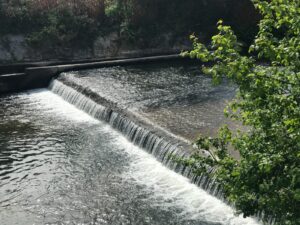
60;62;237;140
0;89;259;225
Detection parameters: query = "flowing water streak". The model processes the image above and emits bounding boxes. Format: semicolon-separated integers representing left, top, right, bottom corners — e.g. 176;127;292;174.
49;79;225;198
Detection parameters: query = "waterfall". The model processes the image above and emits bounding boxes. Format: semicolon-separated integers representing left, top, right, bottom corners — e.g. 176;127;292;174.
49;77;279;224
49;78;224;199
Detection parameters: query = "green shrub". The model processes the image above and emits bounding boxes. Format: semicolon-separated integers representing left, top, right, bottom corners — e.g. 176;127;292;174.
182;0;300;224
0;1;103;47
0;1;259;51
27;8;99;47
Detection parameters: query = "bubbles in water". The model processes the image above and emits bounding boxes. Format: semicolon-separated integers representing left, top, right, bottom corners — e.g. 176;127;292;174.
115;136;260;225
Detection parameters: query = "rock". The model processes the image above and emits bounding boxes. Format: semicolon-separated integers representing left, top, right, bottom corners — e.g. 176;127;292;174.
0;35;28;62
0;45;12;62
93;32;120;58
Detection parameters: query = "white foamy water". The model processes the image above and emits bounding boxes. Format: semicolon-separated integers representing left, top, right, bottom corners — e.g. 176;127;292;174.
18;89;260;225
26;89;99;123
116;136;260;225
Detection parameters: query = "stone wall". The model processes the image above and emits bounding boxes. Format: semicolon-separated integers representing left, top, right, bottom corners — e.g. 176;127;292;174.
0;32;190;64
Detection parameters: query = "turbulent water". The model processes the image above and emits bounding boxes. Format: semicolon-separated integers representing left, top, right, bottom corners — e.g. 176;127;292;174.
49;79;222;197
0;89;260;225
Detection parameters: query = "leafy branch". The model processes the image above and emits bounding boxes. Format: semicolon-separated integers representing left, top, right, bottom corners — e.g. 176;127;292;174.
181;1;300;224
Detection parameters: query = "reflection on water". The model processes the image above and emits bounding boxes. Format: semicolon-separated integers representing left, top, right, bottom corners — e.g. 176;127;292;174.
0;90;259;225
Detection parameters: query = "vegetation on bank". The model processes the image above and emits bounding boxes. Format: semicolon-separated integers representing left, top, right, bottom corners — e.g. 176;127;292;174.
182;0;300;224
0;0;258;49
0;0;104;47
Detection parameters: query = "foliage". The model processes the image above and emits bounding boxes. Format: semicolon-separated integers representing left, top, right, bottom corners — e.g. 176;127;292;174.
104;0;136;41
26;8;99;47
0;0;258;48
103;0;258;46
0;0;104;47
181;0;300;224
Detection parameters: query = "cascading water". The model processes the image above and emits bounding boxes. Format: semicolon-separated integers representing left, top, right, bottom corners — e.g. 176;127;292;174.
0;87;262;225
47;61;275;224
49;79;225;199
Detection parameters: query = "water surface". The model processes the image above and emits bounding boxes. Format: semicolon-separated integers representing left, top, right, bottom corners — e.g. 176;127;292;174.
61;62;237;140
0;90;258;225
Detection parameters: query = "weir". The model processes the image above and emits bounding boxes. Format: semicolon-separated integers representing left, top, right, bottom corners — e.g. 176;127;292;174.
49;79;224;199
0;60;266;224
47;62;276;224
